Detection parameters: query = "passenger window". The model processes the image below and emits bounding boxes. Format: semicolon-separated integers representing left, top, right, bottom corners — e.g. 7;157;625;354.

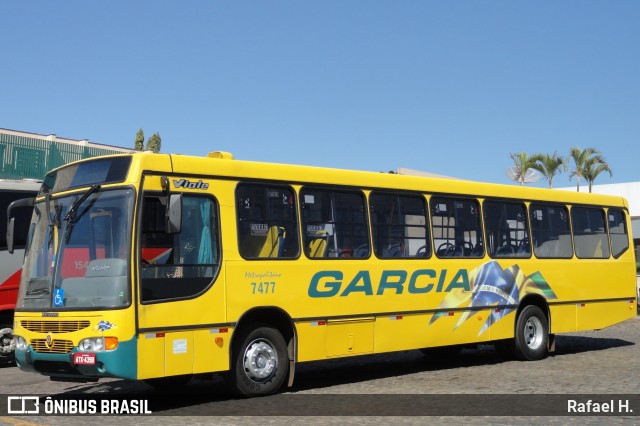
301;188;369;259
370;192;430;258
530;203;572;258
140;194;219;302
483;200;530;258
571;207;610;259
608;209;629;258
236;184;299;259
431;197;483;258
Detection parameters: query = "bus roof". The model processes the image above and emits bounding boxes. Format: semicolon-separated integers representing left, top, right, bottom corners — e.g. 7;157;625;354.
47;151;630;208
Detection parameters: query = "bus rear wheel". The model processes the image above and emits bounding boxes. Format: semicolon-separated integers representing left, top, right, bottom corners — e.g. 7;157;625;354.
513;305;549;361
227;325;288;396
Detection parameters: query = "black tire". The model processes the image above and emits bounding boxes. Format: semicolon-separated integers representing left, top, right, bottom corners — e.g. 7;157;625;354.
513;305;549;361
227;325;288;396
0;322;15;366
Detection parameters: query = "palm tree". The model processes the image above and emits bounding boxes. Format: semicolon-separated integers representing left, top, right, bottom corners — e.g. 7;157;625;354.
530;152;568;189
509;152;538;185
583;157;612;193
568;147;609;192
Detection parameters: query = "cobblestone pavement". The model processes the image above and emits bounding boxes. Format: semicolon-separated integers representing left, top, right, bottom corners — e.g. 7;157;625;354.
0;315;638;425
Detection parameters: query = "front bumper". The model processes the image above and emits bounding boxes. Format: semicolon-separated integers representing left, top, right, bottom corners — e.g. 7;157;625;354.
15;338;137;380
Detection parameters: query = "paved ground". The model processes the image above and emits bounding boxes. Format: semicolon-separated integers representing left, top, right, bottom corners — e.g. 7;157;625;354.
0;315;638;425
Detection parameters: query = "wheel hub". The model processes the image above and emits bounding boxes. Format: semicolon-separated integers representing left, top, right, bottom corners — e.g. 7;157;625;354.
0;328;15;354
243;339;277;381
524;317;543;349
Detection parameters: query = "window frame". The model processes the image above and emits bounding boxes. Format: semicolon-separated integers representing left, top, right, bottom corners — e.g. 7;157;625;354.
606;207;630;259
369;190;431;259
530;202;573;259
139;191;221;304
300;186;371;260
571;206;610;259
235;182;300;260
483;199;532;259
430;195;484;259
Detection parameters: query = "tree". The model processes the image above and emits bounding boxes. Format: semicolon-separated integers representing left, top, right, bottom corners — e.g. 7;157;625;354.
509;152;538;185
134;128;145;151
146;133;162;153
568;147;609;192
583;157;612;193
530;151;567;189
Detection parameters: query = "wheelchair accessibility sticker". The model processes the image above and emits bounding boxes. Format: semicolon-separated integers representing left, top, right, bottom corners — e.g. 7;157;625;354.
53;288;64;307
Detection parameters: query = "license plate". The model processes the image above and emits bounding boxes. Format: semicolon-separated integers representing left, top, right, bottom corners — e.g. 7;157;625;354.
73;353;96;365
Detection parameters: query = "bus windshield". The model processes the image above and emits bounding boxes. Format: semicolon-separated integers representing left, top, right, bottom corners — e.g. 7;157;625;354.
17;187;134;310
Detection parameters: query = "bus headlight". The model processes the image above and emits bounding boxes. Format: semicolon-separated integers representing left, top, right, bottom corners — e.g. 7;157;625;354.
14;336;27;351
79;337;118;351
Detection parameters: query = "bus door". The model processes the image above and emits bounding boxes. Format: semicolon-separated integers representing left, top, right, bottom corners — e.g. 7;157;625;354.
136;176;225;379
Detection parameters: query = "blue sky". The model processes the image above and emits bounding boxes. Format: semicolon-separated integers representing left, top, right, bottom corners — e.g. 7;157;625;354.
2;1;639;187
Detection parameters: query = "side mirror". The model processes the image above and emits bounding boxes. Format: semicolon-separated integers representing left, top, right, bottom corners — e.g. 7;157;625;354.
166;193;182;234
6;197;34;254
6;217;15;254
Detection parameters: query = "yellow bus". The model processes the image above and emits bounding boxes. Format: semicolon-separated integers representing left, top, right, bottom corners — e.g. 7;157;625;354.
8;151;637;395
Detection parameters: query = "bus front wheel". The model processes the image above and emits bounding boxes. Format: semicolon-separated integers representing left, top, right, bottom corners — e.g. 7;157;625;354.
0;322;15;365
227;325;288;396
513;305;549;361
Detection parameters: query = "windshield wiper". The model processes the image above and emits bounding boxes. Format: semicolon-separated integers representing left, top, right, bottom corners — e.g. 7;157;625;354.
63;185;101;223
26;287;51;296
62;185;101;244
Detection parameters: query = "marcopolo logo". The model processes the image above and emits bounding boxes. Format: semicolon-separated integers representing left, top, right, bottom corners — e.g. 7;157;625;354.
172;179;209;190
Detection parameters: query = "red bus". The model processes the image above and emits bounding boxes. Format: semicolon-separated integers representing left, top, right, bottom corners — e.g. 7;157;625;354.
0;179;39;364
